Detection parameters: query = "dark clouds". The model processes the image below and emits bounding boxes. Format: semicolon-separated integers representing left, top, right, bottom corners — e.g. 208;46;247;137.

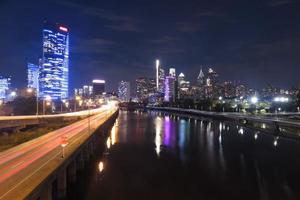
0;0;300;92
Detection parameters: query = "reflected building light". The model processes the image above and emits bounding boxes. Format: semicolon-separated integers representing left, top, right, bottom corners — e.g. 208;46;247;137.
155;117;163;156
98;161;104;173
219;123;223;133
164;116;171;146
238;127;244;135
106;137;111;149
254;133;258;140
111;121;118;145
261;123;266;129
219;134;222;144
273;137;279;147
179;119;187;162
223;124;226;130
165;116;170;122
227;126;230;131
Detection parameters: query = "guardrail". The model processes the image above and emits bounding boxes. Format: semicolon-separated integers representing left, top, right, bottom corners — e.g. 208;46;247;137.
0;107;108;129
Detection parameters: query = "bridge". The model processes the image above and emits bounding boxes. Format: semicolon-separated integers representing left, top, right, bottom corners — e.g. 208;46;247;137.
0;103;119;200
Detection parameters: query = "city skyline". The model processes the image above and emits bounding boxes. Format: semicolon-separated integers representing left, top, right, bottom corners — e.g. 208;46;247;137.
1;0;300;91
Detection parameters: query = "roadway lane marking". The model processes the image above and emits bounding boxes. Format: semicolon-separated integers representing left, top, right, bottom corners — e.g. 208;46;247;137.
10;161;24;169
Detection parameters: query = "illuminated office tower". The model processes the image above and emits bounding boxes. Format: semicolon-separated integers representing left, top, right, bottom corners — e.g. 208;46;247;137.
92;80;105;96
155;59;165;93
136;77;148;101
39;21;69;100
27;63;39;89
83;85;93;97
0;76;11;100
197;68;205;86
118;81;130;102
164;76;176;102
169;68;176;77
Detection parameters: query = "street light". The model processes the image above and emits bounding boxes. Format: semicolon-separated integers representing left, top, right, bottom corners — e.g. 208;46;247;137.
10;91;17;98
43;95;52;115
61;100;66;113
27;88;33;93
26;88;39;115
74;96;81;112
250;96;258;104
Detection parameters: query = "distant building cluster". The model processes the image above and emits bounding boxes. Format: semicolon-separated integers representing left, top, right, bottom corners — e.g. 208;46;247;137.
74;79;106;99
131;59;300;106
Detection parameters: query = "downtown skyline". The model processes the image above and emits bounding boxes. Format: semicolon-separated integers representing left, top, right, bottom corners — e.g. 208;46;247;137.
1;0;300;91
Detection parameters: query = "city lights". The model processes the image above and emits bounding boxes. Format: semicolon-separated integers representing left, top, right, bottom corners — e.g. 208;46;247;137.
274;97;289;102
98;161;104;173
250;96;258;104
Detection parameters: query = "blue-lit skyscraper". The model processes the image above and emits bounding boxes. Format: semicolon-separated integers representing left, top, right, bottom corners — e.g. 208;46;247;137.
39;21;69;100
0;76;11;100
27;63;39;89
118;81;130;102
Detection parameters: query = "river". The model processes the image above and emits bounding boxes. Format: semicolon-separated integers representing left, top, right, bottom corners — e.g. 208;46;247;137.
67;110;300;200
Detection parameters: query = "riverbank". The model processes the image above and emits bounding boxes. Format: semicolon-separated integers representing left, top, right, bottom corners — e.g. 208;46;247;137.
147;107;300;140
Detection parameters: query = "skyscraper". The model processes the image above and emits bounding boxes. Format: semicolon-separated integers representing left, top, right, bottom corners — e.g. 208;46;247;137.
136;77;149;102
39;21;69;100
177;73;190;99
197;68;205;86
92;80;105;96
169;68;176;77
205;68;218;98
118;81;130;102
155;59;165;93
0;77;11;100
27;63;39;89
164;76;176;102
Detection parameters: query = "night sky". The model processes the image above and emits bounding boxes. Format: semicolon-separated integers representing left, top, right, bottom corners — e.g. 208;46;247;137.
0;0;300;92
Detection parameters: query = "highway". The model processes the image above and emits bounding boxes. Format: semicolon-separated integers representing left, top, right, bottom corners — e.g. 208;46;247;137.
0;106;107;120
0;104;118;200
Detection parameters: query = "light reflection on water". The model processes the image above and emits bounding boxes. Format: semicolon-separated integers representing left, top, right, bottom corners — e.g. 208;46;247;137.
71;111;300;200
155;116;163;156
163;116;171;146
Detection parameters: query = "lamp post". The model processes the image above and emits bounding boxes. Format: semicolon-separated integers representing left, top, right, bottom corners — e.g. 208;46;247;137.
26;87;38;115
36;86;39;115
43;95;52;115
74;96;81;112
88;99;92;134
61;100;66;113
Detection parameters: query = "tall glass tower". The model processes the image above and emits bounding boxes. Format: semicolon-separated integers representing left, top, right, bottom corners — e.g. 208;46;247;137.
39;21;69;100
27;63;39;89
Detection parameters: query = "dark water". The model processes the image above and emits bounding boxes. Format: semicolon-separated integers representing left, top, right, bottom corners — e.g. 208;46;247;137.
67;111;300;200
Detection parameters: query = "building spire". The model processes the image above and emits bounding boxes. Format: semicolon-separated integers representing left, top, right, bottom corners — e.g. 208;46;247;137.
197;67;205;80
